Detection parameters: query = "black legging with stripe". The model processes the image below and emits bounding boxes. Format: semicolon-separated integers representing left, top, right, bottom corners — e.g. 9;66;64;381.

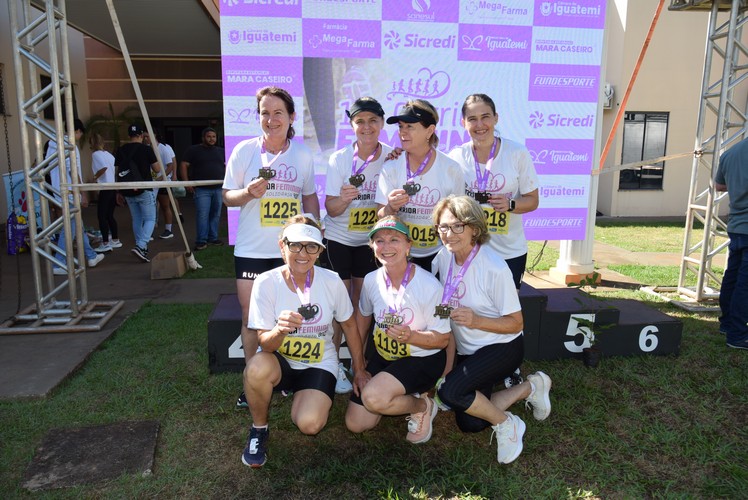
97;190;118;243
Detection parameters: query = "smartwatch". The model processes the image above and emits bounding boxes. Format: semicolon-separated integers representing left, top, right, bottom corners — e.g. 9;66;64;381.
508;199;516;212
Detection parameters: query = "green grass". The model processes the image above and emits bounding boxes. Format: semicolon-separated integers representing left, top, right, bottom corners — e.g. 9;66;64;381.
1;299;746;498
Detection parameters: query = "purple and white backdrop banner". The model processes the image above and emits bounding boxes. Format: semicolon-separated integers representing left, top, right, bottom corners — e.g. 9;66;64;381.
220;0;606;241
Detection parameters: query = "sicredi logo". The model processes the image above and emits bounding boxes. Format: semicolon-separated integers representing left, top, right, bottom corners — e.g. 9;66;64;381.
529;111;594;129
384;31;456;50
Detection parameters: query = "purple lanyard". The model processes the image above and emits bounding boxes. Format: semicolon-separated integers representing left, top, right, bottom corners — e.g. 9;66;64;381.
383;263;413;313
352;142;379;177
440;245;479;305
261;139;288;169
289;268;312;305
471;137;498;192
406;149;432;184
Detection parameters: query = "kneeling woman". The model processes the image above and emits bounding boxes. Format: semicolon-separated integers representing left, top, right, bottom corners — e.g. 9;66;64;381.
431;195;551;465
345;216;451;444
241;215;367;468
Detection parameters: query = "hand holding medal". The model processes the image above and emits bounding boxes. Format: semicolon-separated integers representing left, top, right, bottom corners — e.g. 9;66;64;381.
276;309;303;334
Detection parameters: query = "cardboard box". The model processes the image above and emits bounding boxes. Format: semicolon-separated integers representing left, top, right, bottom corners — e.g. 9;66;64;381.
150;251;187;279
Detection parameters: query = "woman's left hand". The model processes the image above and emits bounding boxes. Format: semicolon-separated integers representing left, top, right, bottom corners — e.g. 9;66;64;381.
387;324;412;343
450;307;479;329
352;369;372;397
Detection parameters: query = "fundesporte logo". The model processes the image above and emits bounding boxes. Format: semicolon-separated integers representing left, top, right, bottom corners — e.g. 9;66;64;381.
384;31;401;49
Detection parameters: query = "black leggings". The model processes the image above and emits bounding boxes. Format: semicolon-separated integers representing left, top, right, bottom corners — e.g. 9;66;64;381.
97;190;118;242
437;335;524;433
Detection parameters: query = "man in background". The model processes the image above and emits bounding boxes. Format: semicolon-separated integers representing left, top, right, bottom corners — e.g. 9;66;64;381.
144;130;181;239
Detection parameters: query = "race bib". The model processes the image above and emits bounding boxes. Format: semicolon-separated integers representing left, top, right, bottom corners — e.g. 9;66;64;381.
373;326;410;361
260;198;300;227
278;336;324;364
483;207;509;235
408;222;438;249
347;207;377;232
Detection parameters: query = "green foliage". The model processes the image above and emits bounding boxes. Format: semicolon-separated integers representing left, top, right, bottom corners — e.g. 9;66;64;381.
85;102;142;150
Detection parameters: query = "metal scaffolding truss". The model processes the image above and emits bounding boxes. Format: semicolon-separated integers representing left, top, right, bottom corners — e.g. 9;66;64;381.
669;0;748;305
2;0;122;334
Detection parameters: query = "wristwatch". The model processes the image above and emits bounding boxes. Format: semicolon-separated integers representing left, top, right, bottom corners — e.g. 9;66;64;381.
508;199;516;212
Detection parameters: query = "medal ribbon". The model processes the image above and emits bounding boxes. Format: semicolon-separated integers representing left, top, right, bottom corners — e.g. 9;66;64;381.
261;139;289;170
440;244;480;305
406;149;432;184
471;137;498;192
288;268;312;306
383;263;413;313
351;142;380;178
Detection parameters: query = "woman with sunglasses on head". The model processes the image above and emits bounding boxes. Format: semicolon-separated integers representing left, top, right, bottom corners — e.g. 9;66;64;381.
431;195;551;465
240;215;368;468
345;216;451;444
223;86;321;409
375;99;463;271
323;97;393;394
448;94;539;289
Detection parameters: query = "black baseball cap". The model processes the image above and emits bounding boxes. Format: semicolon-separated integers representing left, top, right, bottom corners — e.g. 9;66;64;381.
346;98;385;120
386;105;437;127
73;118;86;133
128;123;144;136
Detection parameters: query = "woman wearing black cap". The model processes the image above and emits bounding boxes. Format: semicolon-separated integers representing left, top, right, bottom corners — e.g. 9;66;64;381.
323;97;393;393
375;99;463;270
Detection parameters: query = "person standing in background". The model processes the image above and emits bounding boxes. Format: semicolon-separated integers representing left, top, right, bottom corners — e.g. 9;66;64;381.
144;130;180;239
180;127;226;251
89;132;121;253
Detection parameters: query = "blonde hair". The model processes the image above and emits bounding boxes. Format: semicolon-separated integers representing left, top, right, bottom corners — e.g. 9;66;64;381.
89;132;106;151
407;99;440;148
432;195;490;245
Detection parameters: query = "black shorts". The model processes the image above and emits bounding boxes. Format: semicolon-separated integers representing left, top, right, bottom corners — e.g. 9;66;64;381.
158;188;169;196
321;239;377;279
234;256;284;280
273;352;336;399
504;253;528;289
349;349;446;405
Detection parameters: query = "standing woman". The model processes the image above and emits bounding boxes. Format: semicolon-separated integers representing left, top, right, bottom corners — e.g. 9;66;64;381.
324;97;393;392
376;99;463;271
431;195;551;465
448;94;539;289
241;215;367;468
89;132;121;253
223;86;321;408
345;217;451;443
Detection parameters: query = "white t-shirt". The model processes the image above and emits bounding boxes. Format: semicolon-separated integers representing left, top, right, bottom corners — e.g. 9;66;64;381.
448;138;539;260
223;137;317;258
248;265;354;376
359;264;450;359
92;150;115;184
157;143;175;180
432;245;522;355
375;150;463;258
324;142;393;246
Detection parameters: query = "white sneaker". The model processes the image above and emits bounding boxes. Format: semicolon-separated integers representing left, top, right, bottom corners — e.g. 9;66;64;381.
335;362;353;394
87;253;105;268
94;243;112;254
109;239;123;249
491;412;525;464
525;371;552;421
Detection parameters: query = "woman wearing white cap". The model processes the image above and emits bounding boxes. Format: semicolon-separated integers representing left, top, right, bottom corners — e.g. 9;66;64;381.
345;216;451;444
240;215;368;468
375;99;463;271
223;86;321;409
448;94;539;289
323;96;393;394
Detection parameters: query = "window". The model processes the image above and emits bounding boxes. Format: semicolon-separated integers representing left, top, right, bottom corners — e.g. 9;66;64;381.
619;112;668;190
40;75;78;121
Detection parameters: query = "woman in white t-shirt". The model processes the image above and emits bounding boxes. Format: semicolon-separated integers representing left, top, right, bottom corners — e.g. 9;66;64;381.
448;94;539;289
431;195;550;465
241;215;367;468
345;216;451;444
376;99;463;271
89;132;121;252
223;86;321;409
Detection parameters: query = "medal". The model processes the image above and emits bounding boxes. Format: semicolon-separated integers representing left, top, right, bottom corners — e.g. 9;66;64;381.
403;149;431;196
433;304;453;319
382;312;404;325
297;304;319;320
473;191;490;204
258;167;276;180
382;263;413;324
437;244;480;317
402;182;421;195
289;269;317;321
471;137;498;202
350;142;379;188
258;139;287;180
349;173;365;187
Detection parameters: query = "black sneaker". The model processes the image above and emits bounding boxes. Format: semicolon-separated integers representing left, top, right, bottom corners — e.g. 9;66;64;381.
159;229;174;239
727;338;748;350
242;426;269;468
194;242;207;251
131;246;150;263
208;239;224;246
236;391;248;409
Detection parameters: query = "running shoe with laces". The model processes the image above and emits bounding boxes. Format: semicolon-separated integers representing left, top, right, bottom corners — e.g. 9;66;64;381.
490;412;525;464
109;239;123;249
236;391;248;409
525;371;552;421
406;395;437;444
241;426;269;468
335;362;353;394
131;246;150;263
87;253;105;267
94;243;112;254
159;229;174;239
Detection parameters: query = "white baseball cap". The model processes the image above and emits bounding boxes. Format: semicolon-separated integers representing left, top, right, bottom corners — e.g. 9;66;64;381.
282;224;325;248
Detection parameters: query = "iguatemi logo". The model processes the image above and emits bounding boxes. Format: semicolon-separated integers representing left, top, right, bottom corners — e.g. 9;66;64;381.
529;111;595;129
229;29;297;45
226;108;256;124
462;34;483;51
386;66;450;100
540;1;602;18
